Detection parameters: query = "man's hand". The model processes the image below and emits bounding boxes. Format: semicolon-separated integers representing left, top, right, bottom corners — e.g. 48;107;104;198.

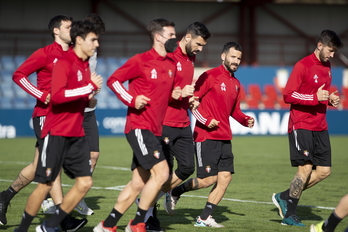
329;90;340;107
172;86;182;100
317;84;329;101
248;117;255;128
181;84;195;98
44;94;51;105
208;119;220;128
189;96;199;111
135;95;151;109
91;72;103;91
88;96;98;108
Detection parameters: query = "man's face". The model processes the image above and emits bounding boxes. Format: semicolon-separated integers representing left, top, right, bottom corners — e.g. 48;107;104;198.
185;35;207;57
80;32;99;58
58;20;72;44
160;26;176;40
222;47;242;73
318;44;336;62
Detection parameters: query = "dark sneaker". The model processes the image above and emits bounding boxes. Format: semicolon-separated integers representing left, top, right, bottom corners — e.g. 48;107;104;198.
36;221;60;232
0;191;9;225
281;215;305;227
272;192;287;219
145;204;165;232
60;215;88;232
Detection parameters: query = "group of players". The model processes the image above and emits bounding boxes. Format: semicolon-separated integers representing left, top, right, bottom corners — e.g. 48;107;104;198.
0;12;346;232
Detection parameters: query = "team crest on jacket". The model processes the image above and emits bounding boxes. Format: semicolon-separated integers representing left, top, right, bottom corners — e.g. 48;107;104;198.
303;150;309;156
151;69;157;79
235;85;239;91
206;166;211;173
177;62;182;71
154;150;160;159
168;69;173;78
221;82;226;91
313;74;318;83
46;168;52;177
328;71;331;78
53;58;58;65
164;137;170;144
77;70;83;81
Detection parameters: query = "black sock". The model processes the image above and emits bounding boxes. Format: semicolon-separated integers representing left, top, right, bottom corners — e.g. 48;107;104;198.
104;208;123;228
285;197;299;218
323;211;342;232
3;186;18;203
132;207;147;225
280;189;289;200
200;202;217;220
46;206;69;228
17;211;35;231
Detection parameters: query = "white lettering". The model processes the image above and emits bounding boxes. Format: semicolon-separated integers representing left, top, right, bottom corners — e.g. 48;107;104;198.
103;117;126;134
0;124;16;138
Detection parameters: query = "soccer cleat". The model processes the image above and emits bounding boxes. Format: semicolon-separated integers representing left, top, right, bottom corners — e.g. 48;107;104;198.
0;191;9;225
272;192;287;219
74;199;94;215
60;214;88;232
125;220;146;232
310;221;324;232
93;221;117;232
194;215;224;228
145;204;165;232
163;191;179;215
281;215;305;227
41;198;56;214
36;221;60;232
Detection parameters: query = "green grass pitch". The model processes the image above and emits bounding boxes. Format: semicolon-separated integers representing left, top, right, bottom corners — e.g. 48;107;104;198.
0;136;348;231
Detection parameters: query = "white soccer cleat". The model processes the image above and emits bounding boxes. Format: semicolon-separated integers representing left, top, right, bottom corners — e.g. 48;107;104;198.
163;191;179;215
194;215;224;228
41;198;56;214
93;221;117;232
74;198;94;215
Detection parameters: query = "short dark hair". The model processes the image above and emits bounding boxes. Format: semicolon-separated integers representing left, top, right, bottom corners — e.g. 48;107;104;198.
85;13;105;34
70;20;99;45
147;18;175;41
316;30;343;50
222;42;243;53
186;22;211;41
48;15;73;38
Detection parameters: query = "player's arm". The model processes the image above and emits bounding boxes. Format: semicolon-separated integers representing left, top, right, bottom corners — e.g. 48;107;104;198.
12;49;49;103
107;56;141;108
283;63;320;106
231;83;254;128
51;60;99;105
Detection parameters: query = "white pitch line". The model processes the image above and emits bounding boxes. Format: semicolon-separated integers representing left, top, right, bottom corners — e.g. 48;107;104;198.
0;161;336;211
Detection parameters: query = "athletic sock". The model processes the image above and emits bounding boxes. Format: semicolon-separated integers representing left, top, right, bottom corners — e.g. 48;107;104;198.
285;197;299;218
322;211;342;232
171;182;190;197
132;207;147;225
3;186;17;202
17;211;35;231
156;191;165;201
46;206;69;228
144;206;154;222
280;189;289;200
200;202;217;220
104;208;123;228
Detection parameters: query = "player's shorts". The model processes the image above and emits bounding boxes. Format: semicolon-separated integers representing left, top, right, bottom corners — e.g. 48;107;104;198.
83;110;99;152
161;125;195;173
195;139;234;178
288;129;331;167
35;134;92;183
33;116;46;148
126;129;166;171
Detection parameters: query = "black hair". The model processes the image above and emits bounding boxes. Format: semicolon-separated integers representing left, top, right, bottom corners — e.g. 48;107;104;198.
147;18;175;41
85;13;105;34
186;22;211;41
48;15;73;38
316;30;343;50
222;42;243;53
70;20;100;45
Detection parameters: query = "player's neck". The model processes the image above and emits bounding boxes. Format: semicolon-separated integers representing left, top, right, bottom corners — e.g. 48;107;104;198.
153;42;167;57
179;39;186;55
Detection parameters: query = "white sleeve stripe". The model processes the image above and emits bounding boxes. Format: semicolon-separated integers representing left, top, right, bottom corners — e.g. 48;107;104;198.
19;78;43;98
65;83;94;97
112;81;133;103
291;92;314;101
193;110;207;124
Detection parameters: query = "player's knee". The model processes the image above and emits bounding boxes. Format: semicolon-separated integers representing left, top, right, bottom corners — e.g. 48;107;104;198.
201;176;217;188
319;169;331;180
77;176;93;192
175;165;195;181
90;151;100;161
